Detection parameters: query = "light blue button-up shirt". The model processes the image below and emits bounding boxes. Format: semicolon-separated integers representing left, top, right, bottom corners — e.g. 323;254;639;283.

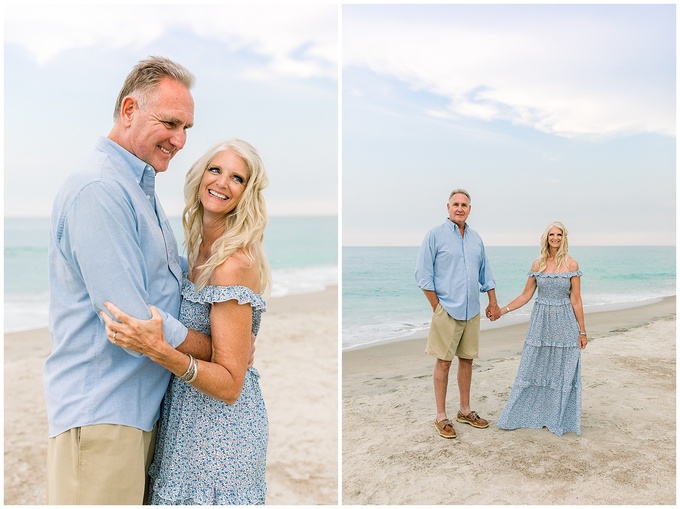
415;219;496;321
44;136;188;438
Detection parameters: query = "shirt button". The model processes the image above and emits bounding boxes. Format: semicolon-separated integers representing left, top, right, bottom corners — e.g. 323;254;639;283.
147;195;151;199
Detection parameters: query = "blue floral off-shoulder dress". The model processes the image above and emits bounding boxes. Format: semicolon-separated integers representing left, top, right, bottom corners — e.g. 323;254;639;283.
497;270;583;436
148;276;268;505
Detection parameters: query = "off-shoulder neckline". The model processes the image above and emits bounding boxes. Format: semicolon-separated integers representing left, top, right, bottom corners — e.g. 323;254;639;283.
528;270;582;276
182;274;261;294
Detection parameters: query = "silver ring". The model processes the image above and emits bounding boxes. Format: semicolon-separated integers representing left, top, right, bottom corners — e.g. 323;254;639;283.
112;331;118;342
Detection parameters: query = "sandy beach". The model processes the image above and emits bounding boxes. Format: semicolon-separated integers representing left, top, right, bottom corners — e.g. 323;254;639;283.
4;286;338;505
343;297;676;505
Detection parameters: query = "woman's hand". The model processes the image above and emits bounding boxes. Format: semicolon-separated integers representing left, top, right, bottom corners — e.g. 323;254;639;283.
578;333;588;350
100;303;167;357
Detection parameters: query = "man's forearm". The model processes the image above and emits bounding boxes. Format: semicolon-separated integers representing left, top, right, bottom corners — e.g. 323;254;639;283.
486;288;498;305
485;288;501;321
176;329;212;361
422;289;439;311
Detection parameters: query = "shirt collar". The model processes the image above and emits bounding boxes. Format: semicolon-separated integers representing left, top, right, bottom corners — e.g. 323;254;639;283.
445;218;468;233
96;136;154;185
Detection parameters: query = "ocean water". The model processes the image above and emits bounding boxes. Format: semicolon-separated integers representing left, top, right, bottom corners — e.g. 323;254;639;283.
4;216;337;332
342;246;676;351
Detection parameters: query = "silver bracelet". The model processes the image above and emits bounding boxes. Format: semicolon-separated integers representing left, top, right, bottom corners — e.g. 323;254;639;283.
579;331;587;336
178;353;198;382
186;358;199;383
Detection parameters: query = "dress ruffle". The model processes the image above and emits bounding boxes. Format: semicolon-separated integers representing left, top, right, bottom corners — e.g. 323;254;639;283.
181;279;266;312
178;277;265;337
527;270;582;278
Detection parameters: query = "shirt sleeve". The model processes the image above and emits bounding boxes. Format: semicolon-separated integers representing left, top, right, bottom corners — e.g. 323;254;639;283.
179;255;189;273
477;238;496;293
415;230;436;291
59;181;187;355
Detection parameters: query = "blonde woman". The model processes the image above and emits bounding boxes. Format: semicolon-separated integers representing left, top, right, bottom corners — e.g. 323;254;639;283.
101;139;271;504
496;221;587;436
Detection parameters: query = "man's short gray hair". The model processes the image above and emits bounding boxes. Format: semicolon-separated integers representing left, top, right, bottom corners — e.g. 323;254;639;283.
113;56;195;122
449;188;471;202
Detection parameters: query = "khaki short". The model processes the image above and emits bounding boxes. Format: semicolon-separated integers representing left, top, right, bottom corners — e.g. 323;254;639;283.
425;305;480;361
47;424;157;505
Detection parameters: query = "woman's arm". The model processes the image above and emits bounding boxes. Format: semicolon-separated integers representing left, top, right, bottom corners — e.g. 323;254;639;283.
190;296;253;403
499;262;539;317
101;304;198;374
189;249;260;403
499;277;537;317
106;309;212;361
568;259;587;349
101;249;261;404
101;302;250;404
176;330;213;361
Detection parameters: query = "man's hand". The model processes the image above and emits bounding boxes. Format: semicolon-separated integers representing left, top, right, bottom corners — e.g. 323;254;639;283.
422;289;439;313
485;289;501;321
486;302;501;321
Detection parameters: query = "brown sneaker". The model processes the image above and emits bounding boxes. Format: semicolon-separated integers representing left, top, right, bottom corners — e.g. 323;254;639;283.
434;418;457;439
457;410;489;429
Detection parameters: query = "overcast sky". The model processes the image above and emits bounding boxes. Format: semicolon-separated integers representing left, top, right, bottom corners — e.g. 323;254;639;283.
342;4;675;246
4;3;338;218
3;3;677;246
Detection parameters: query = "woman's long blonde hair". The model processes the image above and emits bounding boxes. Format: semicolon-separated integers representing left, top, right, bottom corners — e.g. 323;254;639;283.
534;221;570;272
183;139;271;296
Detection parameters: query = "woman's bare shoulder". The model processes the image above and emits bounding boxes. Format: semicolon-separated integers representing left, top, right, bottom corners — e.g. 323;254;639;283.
211;249;260;289
567;256;579;271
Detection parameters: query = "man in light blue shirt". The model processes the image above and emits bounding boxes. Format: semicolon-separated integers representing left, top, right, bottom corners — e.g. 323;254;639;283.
45;57;212;504
415;189;500;439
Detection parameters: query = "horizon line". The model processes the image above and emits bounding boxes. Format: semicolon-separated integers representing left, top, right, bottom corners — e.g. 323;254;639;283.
4;213;339;220
342;244;677;248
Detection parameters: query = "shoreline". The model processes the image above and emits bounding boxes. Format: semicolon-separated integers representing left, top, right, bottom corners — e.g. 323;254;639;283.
3;283;338;335
342;294;676;353
4;286;338;505
344;295;676;380
342;295;676;504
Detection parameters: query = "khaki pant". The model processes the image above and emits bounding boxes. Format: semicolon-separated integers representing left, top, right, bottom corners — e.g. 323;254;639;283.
425;305;480;361
47;424;157;505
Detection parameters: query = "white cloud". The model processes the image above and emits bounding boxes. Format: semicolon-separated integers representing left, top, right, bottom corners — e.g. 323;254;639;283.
4;3;337;80
4;3;338;218
343;6;675;139
4;5;161;64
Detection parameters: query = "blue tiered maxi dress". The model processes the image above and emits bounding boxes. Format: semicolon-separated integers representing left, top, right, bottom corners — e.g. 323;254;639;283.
497;270;583;436
148;277;268;505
